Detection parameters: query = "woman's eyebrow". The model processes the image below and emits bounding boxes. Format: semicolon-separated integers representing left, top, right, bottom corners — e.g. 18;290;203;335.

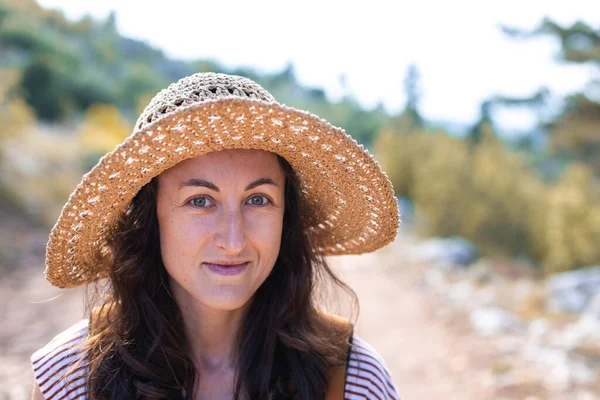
179;179;220;192
179;177;279;192
245;178;279;191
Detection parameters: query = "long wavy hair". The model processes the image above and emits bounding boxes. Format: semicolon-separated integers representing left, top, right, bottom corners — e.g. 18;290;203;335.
79;155;358;399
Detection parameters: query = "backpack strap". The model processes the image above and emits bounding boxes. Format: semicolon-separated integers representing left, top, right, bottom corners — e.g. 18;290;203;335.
323;313;353;400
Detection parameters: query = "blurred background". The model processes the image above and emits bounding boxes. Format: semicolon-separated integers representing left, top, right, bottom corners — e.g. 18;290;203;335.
0;0;599;398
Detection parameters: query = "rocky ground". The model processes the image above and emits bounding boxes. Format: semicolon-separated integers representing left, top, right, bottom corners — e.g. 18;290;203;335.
1;200;599;399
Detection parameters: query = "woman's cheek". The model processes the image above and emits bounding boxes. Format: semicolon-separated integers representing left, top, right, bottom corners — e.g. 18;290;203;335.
162;217;196;257
253;212;282;238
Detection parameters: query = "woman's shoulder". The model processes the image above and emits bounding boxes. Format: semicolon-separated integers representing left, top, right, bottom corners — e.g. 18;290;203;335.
344;335;400;400
31;319;90;400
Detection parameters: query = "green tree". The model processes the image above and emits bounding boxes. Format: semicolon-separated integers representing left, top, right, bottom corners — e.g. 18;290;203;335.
403;64;423;128
20;57;66;121
503;19;600;175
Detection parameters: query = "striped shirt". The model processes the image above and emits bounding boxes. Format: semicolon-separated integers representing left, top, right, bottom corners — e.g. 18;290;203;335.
32;320;400;399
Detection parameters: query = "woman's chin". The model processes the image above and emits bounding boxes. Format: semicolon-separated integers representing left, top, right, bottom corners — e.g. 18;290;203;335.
197;287;253;312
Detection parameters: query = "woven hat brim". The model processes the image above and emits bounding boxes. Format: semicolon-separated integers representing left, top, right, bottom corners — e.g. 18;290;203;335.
45;97;399;288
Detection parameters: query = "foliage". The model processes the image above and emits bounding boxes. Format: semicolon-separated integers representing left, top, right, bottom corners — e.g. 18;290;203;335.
503;19;600;64
78;104;132;168
118;63;167;111
502;19;600;176
0;68;34;141
20;57;66;120
550;95;600;172
374;65;543;260
373;116;426;197
466;135;541;256
0;0;173;121
376;119;600;273
0;3;388;144
0;128;81;225
402;64;423;128
535;164;600;274
410;132;473;238
0;96;34;139
405;131;538;259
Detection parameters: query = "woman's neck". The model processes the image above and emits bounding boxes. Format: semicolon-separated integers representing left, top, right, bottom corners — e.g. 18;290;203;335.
180;303;245;371
177;297;249;399
169;279;251;399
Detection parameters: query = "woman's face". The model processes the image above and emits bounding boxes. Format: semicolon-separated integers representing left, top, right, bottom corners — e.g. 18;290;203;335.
156;149;286;312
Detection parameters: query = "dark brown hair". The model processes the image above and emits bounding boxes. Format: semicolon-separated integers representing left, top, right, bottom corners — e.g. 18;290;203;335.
81;155;357;399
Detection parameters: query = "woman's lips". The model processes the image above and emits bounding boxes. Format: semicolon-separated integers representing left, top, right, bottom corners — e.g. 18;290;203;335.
203;262;250;276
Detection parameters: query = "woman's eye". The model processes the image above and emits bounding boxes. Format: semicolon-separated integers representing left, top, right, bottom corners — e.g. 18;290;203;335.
189;197;213;208
247;195;270;206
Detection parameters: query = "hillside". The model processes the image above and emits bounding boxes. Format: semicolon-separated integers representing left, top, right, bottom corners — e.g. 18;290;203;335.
0;0;388;146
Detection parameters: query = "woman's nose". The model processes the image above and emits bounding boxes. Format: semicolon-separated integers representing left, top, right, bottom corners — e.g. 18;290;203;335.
214;207;246;254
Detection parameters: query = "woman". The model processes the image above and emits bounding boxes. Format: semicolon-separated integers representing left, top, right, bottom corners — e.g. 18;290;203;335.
31;72;401;399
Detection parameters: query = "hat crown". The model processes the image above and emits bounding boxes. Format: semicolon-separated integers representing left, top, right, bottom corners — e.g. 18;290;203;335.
135;72;276;132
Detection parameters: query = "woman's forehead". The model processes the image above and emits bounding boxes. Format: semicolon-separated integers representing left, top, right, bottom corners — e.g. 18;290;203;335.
159;149;285;184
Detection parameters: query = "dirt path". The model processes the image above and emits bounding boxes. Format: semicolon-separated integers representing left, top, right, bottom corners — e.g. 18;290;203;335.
1;266;84;400
329;236;498;400
1;231;501;399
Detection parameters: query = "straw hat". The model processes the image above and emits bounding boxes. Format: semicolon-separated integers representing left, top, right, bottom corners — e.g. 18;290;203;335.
45;72;399;288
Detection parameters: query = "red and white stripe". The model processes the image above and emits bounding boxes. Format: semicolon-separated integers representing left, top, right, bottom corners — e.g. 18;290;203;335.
344;336;400;400
31;320;89;400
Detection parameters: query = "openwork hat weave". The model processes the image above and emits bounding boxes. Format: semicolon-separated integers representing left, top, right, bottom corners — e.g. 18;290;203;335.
45;72;400;288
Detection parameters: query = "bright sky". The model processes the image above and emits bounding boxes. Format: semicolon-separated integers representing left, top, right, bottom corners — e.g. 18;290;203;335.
37;0;597;132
